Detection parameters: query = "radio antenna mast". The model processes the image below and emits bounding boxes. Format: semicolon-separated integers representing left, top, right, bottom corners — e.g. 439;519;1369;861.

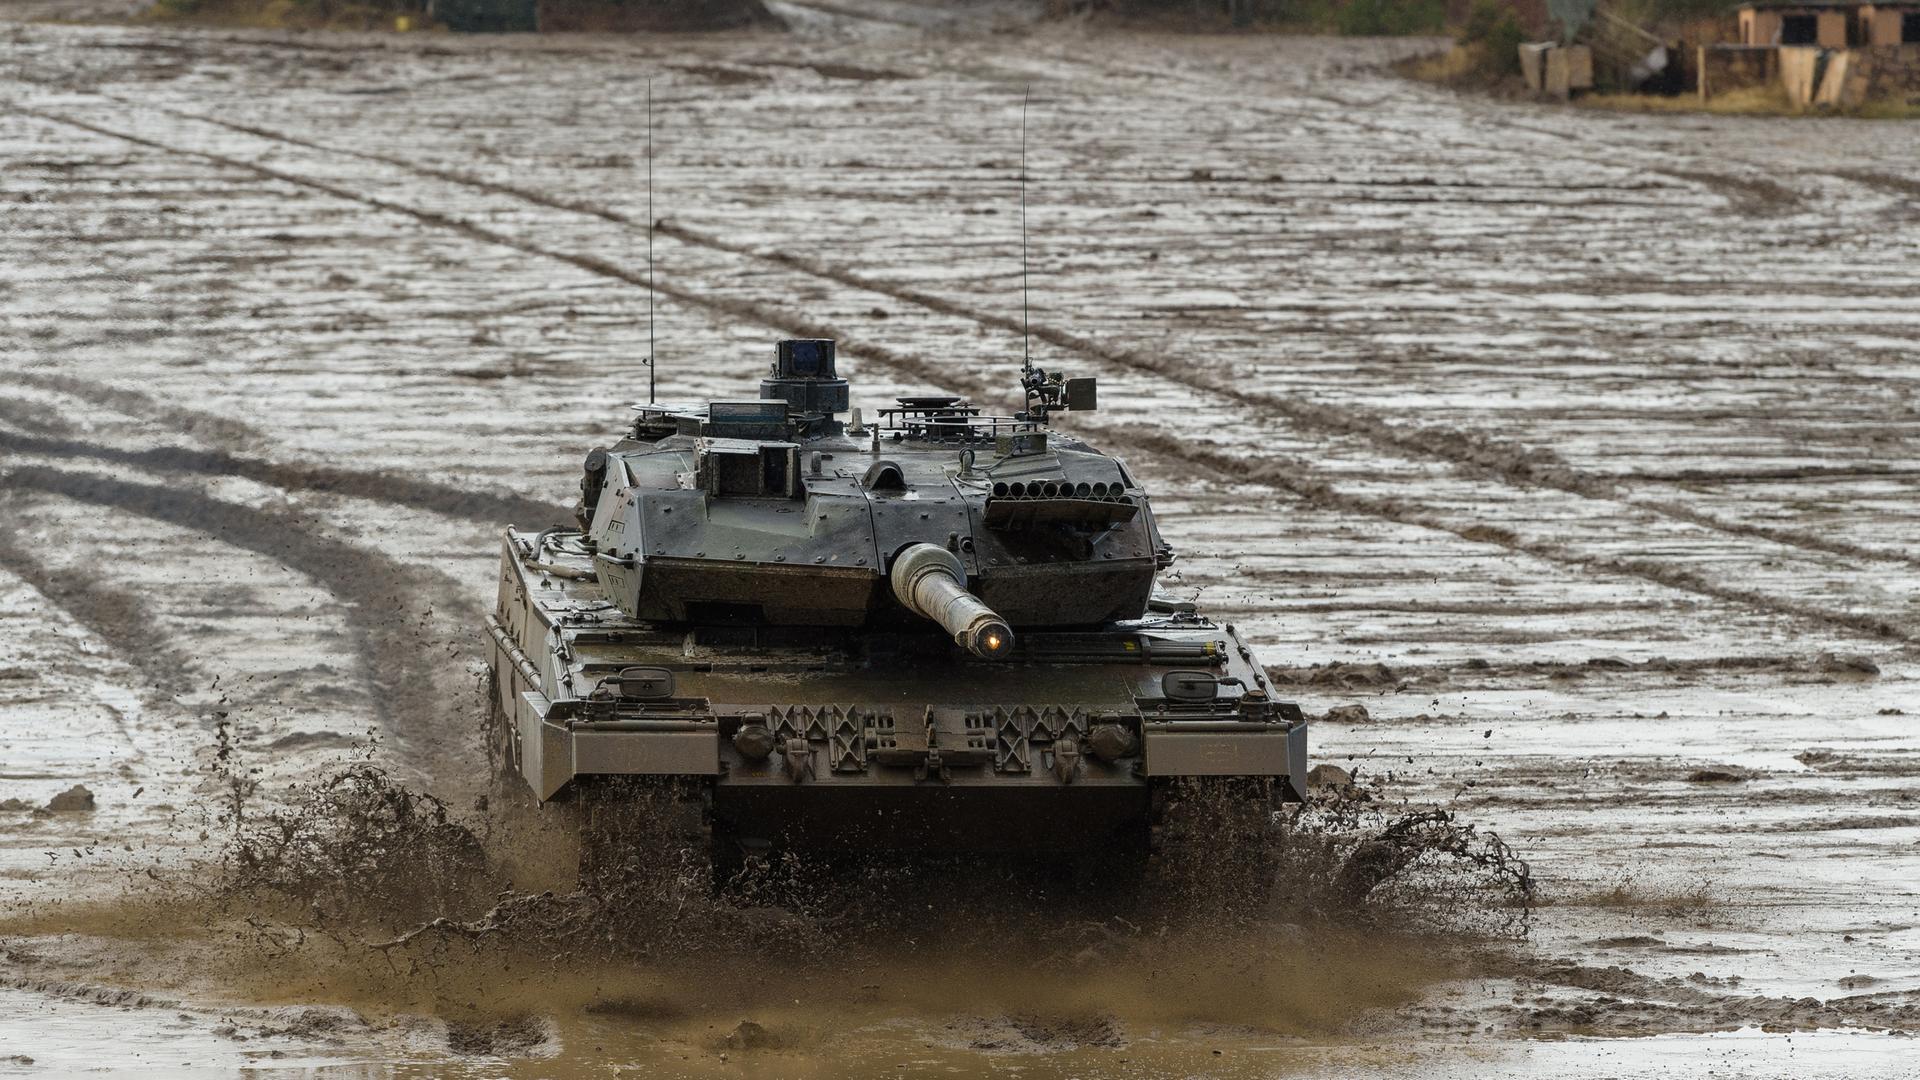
646;78;657;405
1019;85;1032;377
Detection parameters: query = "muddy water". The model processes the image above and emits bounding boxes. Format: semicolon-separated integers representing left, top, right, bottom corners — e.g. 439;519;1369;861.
1;901;1476;1076
3;0;1919;1074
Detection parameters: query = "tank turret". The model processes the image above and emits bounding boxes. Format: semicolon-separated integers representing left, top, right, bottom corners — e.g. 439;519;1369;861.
576;339;1162;636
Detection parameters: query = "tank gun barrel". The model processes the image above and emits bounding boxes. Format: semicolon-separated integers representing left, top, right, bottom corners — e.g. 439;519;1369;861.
890;544;1013;660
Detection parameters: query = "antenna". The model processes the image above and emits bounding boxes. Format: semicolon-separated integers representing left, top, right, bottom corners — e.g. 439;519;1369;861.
1019;85;1032;376
646;78;657;405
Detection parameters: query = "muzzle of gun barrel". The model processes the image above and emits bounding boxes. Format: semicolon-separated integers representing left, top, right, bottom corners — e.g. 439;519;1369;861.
889;543;1013;660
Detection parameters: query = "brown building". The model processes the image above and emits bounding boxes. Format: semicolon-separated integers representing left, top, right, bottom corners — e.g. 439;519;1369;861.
1857;3;1920;43
1737;0;1850;46
1733;0;1920;45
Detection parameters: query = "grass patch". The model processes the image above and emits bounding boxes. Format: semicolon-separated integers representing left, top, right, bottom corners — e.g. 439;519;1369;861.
1581;85;1920;118
146;0;427;30
1853;98;1920;119
1334;0;1445;36
1401;44;1478;82
1399;43;1525;94
1394;1;1526;92
1061;0;1450;35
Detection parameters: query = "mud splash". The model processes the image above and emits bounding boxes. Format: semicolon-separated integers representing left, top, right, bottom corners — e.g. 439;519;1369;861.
213;766;491;931
0;729;1539;1066
344;777;1536;967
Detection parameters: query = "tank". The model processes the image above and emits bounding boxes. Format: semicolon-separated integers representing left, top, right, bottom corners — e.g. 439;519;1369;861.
485;339;1307;871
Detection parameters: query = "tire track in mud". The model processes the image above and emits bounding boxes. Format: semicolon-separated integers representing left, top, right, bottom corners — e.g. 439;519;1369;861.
1517;961;1920;1035
1823;168;1920;202
998;36;1807;218
79;95;1916;576
1404;107;1807;215
0;428;570;529
1131;432;1915;645
8;371;272;454
118;96;1920;569
647;220;1920;571
1268;651;1840;690
0;395;79;437
0;514;197;700
18;104;1912;645
0;375;561;777
1;465;485;767
3;105;978;395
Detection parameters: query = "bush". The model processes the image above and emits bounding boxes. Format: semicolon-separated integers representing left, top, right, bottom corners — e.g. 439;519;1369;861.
1459;0;1525;77
1336;0;1446;35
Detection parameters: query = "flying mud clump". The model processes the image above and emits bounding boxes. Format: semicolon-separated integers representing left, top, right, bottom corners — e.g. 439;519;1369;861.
214;762;492;931
1140;777;1535;939
188;715;487;930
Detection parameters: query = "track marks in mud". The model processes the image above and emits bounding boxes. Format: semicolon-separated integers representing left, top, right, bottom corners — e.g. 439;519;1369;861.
8;104;939;382
4;371;569;534
0;395;78;437
2;466;480;763
62;95;1913;572
1036;42;1816;223
1271;651;1876;691
0;520;196;700
1654;168;1805;216
20;101;1912;646
110;97;1920;577
0;429;569;529
1133;432;1917;645
1824;168;1920;203
89;93;639;231
1517;961;1920;1036
9;371;274;454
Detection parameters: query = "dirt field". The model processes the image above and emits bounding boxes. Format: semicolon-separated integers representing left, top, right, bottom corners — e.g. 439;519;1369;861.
1;0;1917;1074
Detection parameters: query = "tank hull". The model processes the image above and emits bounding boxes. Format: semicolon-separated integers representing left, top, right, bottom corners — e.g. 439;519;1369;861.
488;528;1307;853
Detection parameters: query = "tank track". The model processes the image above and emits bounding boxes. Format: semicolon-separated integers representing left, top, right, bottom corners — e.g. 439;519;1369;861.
1148;776;1282;861
569;776;722;893
490;677;734;890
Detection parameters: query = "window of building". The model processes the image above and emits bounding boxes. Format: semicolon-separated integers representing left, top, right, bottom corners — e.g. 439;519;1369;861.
1903;11;1920;42
1781;13;1818;43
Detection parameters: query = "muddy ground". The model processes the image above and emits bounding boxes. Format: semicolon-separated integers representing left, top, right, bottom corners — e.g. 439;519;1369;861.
0;0;1917;1075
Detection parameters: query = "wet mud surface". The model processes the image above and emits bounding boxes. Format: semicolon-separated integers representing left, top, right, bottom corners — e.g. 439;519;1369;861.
2;0;1918;1074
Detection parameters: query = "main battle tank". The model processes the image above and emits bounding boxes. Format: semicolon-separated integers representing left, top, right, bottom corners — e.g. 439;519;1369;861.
485;339;1306;869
